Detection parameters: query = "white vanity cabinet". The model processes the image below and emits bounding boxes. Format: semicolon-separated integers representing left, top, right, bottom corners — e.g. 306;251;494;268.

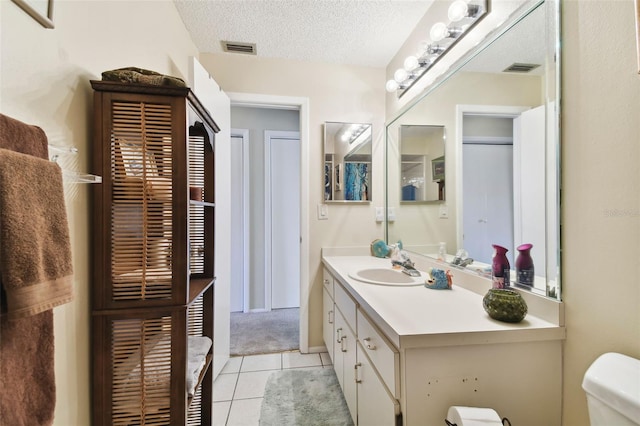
334;306;358;423
355;341;400;426
322;255;565;426
323;268;402;425
322;270;335;363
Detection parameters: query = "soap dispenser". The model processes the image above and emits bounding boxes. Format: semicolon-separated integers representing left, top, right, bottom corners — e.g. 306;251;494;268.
491;244;510;289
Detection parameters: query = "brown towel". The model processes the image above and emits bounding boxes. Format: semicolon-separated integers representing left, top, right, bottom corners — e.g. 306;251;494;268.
0;114;48;159
0;148;74;318
0;113;66;426
0;310;56;425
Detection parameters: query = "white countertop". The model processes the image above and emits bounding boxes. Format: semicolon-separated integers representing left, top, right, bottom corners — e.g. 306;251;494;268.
322;255;565;349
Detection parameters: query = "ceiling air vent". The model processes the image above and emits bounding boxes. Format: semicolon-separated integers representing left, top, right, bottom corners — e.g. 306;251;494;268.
503;63;540;73
221;41;257;55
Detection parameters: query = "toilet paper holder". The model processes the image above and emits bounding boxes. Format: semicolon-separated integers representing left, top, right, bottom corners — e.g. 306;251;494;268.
445;418;512;426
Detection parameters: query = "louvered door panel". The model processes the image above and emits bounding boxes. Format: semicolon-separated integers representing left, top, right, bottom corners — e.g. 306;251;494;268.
110;315;173;425
111;100;174;302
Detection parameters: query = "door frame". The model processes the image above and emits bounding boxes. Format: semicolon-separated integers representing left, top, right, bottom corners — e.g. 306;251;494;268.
230;128;251;313
264;130;301;310
454;104;529;251
228;92;310;354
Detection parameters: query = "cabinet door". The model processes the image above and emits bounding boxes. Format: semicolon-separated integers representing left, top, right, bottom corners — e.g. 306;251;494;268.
334;308;357;424
323;287;334;363
356;342;399;426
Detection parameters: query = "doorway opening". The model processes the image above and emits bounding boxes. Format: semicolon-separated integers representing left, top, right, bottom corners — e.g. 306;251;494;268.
227;94;310;355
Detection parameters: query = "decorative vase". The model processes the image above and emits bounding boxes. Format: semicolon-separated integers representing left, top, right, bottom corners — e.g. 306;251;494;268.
516;243;534;288
491;244;510;289
482;288;528;323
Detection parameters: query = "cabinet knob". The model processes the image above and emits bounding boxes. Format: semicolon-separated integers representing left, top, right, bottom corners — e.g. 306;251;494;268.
336;327;343;343
363;337;377;350
327;310;334;324
354;362;362;384
340;335;347;352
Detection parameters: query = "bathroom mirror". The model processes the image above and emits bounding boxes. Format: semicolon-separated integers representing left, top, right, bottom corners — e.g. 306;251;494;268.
386;0;561;299
324;121;372;202
399;125;445;203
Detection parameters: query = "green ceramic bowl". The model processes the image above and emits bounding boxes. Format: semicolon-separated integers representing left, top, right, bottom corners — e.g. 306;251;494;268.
483;288;528;323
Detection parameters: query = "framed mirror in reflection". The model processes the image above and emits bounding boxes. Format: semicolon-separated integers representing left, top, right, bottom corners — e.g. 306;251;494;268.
324;121;372;202
386;0;560;300
400;125;445;203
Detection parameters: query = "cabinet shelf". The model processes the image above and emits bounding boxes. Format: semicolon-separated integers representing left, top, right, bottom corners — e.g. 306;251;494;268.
189;200;215;208
189;276;216;305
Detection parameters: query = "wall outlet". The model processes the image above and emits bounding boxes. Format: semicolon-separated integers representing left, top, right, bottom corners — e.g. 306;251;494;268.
439;204;448;219
375;207;384;222
317;203;328;220
388;207;396;222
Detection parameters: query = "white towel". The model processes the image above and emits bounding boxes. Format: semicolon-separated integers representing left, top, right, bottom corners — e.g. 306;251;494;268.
187;336;212;396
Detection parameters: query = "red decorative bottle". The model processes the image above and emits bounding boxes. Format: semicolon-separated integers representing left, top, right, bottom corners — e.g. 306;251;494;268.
516;243;534;288
491;244;510;289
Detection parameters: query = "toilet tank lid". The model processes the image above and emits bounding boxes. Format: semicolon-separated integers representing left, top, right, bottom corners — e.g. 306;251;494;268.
582;352;640;422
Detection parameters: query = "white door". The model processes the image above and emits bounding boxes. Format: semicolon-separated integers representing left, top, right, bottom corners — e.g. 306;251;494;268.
513;105;546;275
463;142;514;264
266;131;300;309
230;130;249;312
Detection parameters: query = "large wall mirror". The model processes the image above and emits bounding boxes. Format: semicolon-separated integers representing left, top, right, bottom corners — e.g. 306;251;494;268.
386;0;561;300
324;121;372;202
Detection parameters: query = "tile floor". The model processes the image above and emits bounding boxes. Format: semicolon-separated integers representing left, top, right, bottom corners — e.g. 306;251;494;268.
213;351;333;426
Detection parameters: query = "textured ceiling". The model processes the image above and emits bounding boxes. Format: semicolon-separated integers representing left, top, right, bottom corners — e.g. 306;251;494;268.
173;0;434;68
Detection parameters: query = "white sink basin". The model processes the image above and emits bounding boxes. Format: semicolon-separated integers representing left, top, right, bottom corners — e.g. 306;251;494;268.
348;268;425;286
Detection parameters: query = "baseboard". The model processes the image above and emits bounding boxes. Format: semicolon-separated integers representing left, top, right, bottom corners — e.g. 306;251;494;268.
306;345;328;354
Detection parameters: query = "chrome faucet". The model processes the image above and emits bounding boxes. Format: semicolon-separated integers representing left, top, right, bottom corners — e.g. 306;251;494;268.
392;258;421;277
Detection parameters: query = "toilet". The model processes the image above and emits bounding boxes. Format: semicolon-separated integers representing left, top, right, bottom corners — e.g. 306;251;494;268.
445;406;505;426
582;352;640;426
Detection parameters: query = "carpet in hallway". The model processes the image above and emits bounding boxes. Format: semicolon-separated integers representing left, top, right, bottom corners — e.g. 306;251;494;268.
230;308;299;356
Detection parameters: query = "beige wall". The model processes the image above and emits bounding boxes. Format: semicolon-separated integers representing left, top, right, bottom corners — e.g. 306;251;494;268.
562;1;640;424
1;1;199;424
199;53;386;348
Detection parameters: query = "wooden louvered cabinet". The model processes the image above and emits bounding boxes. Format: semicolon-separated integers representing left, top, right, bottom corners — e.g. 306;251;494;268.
90;80;219;426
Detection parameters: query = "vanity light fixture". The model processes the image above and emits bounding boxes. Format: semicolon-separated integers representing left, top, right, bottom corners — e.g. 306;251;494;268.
386;0;489;97
341;123;370;145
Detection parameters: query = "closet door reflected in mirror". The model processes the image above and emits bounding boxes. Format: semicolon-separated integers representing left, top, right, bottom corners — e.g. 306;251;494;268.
324;122;372;202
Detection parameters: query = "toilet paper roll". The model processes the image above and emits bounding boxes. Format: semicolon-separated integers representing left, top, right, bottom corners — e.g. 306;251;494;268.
446;406;503;426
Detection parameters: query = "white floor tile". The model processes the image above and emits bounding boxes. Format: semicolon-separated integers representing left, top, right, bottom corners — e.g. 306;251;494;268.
213;373;238;402
282;351;322;369
320;352;332;366
240;353;281;372
226;398;263;426
213;400;231;426
234;370;274;399
221;356;243;374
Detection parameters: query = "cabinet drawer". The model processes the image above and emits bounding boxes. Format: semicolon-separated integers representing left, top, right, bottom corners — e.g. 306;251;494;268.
334;283;357;333
357;309;400;398
322;268;334;299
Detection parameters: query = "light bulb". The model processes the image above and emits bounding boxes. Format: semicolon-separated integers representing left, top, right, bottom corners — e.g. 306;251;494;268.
404;56;419;71
385;79;399;92
430;22;449;42
394;68;408;83
448;0;469;22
